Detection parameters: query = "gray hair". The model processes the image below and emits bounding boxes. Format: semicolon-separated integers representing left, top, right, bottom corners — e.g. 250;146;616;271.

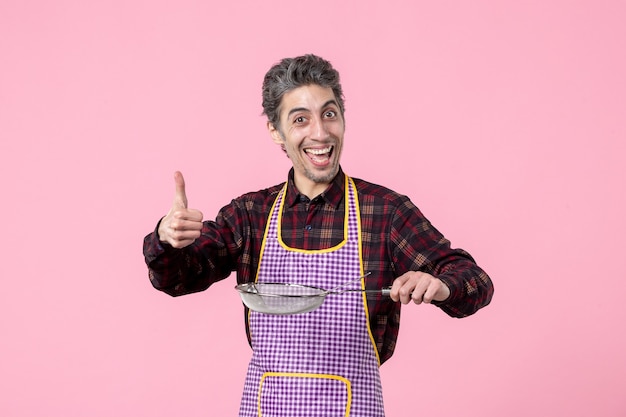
261;54;345;128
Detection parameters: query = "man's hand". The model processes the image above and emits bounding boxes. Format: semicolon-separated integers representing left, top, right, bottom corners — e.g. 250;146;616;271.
157;171;204;248
390;271;450;305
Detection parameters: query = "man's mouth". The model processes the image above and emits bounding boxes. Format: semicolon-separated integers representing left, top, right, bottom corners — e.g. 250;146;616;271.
304;146;334;164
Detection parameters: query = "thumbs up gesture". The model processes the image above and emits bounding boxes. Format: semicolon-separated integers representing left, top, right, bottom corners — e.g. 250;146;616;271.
157;171;204;248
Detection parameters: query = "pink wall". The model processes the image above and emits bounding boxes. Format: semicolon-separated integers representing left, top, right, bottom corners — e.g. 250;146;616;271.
1;1;625;416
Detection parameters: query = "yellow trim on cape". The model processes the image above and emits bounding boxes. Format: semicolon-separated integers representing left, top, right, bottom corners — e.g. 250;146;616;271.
276;176;350;253
351;176;382;366
258;372;351;417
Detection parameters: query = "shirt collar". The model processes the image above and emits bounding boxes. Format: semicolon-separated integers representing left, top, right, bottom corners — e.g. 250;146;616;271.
284;167;345;209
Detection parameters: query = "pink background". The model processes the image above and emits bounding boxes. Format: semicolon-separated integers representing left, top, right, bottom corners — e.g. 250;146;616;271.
1;1;625;416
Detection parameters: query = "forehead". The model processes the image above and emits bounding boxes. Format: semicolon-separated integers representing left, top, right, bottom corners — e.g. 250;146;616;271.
279;84;338;116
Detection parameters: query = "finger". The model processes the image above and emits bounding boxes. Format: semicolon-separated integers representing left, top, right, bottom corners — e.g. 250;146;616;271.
171;208;204;223
422;280;442;304
421;287;434;304
389;278;405;302
411;277;431;305
173;171;188;209
399;282;415;304
393;282;413;304
389;272;410;302
425;279;450;303
170;215;204;232
170;228;202;245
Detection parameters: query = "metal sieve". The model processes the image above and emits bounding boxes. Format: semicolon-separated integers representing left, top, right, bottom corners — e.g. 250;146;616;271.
235;272;392;315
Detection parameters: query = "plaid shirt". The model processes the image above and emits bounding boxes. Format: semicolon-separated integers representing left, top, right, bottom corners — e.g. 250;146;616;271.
143;168;494;364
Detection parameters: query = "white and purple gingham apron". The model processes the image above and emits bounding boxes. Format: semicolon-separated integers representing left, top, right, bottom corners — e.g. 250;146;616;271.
238;177;385;417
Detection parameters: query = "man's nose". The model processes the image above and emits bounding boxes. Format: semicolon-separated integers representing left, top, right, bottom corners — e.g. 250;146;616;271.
310;116;330;140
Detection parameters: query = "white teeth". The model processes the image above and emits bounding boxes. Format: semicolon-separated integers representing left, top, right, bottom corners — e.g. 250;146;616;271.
305;146;332;155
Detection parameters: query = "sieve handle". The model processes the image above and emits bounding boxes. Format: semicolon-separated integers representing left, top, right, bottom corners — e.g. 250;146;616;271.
380;287;392;297
360;287;392;296
366;287;412;298
328;271;372;293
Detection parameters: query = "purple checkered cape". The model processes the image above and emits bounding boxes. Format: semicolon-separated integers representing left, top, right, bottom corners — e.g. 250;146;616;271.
238;177;385;417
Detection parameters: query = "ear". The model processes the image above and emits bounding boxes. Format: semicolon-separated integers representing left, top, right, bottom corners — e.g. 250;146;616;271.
267;121;284;145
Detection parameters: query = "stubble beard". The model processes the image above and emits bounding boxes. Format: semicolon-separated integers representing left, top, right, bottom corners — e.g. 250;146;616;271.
304;164;340;184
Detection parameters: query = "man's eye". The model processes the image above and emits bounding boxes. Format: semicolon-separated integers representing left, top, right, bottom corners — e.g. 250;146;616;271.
324;111;336;118
294;116;305;123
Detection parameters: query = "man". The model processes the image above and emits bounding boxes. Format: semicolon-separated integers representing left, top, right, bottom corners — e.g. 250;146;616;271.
143;54;493;416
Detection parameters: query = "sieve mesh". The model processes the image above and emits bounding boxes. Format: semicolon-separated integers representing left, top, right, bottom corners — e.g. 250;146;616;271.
236;283;326;315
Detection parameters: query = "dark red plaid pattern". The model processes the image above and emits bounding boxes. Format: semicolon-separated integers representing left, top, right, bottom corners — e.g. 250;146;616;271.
143;168;494;364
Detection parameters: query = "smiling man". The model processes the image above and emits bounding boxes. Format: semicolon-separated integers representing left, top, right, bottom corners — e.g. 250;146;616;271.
143;54;494;417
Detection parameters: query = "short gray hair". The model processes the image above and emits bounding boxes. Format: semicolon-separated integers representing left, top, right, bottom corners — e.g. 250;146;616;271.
262;54;345;128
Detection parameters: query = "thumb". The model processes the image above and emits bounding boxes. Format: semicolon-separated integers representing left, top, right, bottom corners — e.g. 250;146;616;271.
173;171;188;209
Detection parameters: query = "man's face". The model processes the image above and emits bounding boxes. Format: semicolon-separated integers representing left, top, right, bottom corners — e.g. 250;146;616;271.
269;84;345;196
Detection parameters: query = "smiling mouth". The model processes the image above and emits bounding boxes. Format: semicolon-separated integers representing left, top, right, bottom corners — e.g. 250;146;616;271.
304;146;334;164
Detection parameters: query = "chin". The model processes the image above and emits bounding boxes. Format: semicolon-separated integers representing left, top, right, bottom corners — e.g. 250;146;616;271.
307;166;339;184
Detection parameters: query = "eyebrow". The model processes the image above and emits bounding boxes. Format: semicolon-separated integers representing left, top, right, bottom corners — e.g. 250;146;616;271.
286;99;339;119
